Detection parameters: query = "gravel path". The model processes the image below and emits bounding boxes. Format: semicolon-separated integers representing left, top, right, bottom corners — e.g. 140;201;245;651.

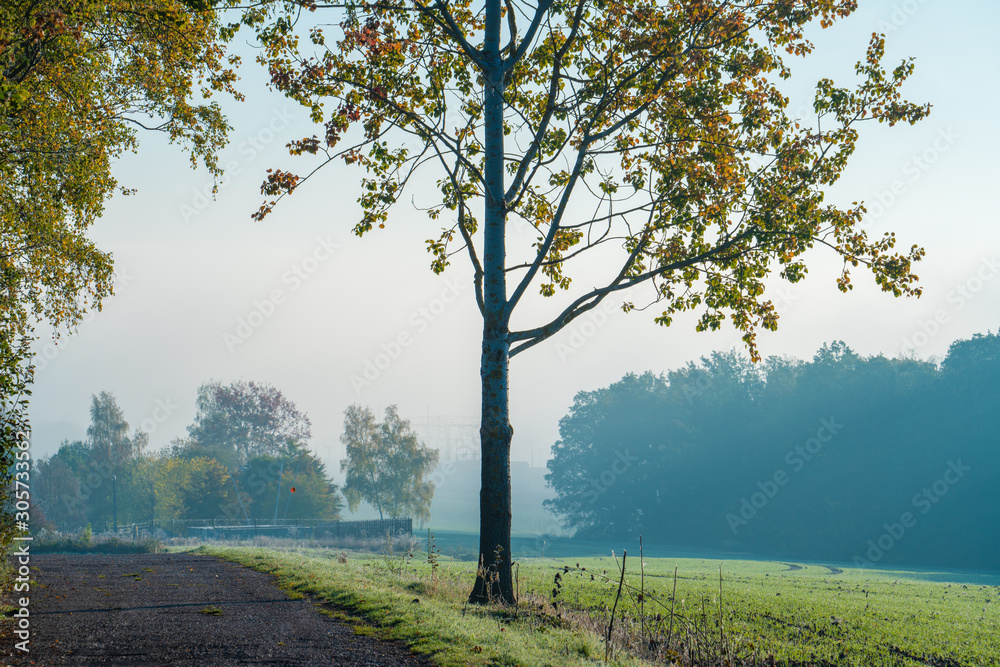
3;553;433;666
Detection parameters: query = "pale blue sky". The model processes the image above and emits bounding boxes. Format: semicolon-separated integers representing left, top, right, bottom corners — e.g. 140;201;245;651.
29;1;1000;479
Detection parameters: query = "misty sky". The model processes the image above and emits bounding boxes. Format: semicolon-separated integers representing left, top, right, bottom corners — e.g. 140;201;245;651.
28;1;1000;478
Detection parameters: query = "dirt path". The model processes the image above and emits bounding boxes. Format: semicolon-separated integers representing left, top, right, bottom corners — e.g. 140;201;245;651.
3;552;432;666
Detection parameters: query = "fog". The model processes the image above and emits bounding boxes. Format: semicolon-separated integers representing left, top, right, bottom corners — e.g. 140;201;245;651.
28;0;1000;501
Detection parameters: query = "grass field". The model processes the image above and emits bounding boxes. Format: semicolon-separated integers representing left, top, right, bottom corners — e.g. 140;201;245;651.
199;539;1000;666
523;556;1000;665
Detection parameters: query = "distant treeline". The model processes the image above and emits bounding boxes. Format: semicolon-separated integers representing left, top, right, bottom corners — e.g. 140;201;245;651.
545;333;1000;571
34;382;342;532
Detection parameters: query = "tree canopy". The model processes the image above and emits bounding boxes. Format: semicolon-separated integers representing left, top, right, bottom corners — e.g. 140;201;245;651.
87;390;147;467
238;442;343;522
545;333;1000;570
34;383;342;530
1;0;235;344
234;0;928;603
181;380;313;468
242;0;926;339
340;404;439;521
1;0;237;544
34;391;146;529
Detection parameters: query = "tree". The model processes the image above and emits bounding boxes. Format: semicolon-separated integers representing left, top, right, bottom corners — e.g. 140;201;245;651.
115;454;161;526
543;338;1000;571
32;447;87;529
155;456;236;521
938;331;1000;441
340;404;439;521
544;372;670;539
241;0;929;603
184;380;312;468
0;329;31;542
32;392;147;530
1;0;236;544
87;391;146;467
1;0;234;345
240;441;343;521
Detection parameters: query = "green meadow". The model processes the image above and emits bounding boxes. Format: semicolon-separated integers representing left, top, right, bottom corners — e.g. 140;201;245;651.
199;541;1000;666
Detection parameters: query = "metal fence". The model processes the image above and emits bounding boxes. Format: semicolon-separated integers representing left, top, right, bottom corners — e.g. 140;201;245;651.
312;518;412;541
113;517;412;541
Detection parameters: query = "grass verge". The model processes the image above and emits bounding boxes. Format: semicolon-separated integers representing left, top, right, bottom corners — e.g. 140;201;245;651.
199;544;644;666
32;534;161;554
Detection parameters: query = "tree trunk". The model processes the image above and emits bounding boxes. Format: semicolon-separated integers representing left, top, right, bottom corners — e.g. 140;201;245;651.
470;328;515;604
469;0;515;605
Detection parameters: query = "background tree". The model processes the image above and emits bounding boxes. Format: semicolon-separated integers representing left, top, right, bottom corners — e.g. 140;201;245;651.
87;391;146;467
32;392;146;530
543;371;672;539
545;334;1000;570
82;392;146;529
32;446;87;529
33;383;338;530
115;454;161;526
241;0;929;603
239;441;343;521
155;456;236;522
340;404;439;522
183;380;312;468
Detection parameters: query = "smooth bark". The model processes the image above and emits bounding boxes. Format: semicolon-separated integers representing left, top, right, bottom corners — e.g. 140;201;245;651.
468;0;516;605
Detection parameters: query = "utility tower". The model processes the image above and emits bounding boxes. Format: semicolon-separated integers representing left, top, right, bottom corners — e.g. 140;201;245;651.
412;412;480;463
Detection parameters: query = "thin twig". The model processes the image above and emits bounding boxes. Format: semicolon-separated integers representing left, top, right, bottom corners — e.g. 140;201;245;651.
719;564;725;663
606;550;627;662
515;561;520;612
667;565;678;652
639;536;646;647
